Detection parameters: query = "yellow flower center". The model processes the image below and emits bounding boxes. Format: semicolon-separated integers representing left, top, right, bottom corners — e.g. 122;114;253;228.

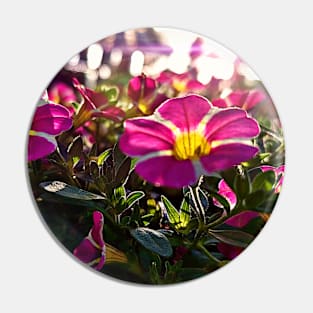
173;131;211;160
172;79;187;93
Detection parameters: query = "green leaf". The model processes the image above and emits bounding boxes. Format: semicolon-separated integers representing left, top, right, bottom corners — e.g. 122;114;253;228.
210;191;230;215
67;136;83;159
97;148;112;166
114;185;126;201
115;157;131;186
179;198;190;228
130;227;173;257
243;190;272;208
126;191;144;208
209;229;254;248
40;181;105;200
105;87;119;103
161;195;180;225
234;171;251;198
252;170;276;192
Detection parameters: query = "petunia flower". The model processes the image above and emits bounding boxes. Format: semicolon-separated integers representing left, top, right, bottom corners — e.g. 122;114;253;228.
212;90;266;111
48;82;77;115
128;74;167;115
28;102;72;161
157;71;205;94
119;94;260;188
73;211;127;270
72;78;125;127
217;210;267;259
260;165;285;193
213;179;237;210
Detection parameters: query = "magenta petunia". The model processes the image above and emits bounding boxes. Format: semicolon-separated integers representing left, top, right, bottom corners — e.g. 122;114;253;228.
48;82;76;115
119;94;260;188
128;74;168;114
157;71;205;94
72;78;125;127
213;179;237;209
260;165;285;193
217;211;262;259
212;90;266;110
73;211;106;270
28;102;72;161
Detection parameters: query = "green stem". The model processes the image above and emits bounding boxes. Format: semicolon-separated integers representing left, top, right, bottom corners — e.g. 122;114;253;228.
197;242;222;266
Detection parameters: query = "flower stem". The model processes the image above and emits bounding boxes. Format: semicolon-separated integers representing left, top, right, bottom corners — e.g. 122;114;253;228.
197;242;222;266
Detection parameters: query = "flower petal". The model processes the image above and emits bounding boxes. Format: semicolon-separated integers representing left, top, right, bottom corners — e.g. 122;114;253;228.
128;75;157;103
28;134;57;161
204;109;260;141
135;156;196;188
92;106;125;122
157;95;212;132
225;211;260;228
217;243;243;260
90;211;105;248
32;103;72;135
119;118;175;157
200;143;258;173
73;238;101;264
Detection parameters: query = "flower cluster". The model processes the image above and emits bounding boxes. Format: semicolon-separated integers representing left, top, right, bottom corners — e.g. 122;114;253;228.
28;28;285;284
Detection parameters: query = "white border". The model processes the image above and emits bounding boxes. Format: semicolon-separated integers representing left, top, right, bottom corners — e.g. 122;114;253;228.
1;1;312;312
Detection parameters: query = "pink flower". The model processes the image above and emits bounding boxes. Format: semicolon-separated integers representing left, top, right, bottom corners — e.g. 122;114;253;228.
157;71;205;94
119;94;260;188
128;74;167;114
73;211;127;270
260;165;285;193
28;102;72;161
72;78;125;127
73;211;106;270
48;82;76;110
212;90;266;110
214;179;237;209
217;211;261;259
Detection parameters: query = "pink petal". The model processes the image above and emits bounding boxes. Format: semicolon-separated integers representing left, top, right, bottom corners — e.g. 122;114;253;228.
32;103;72;135
28;135;57;161
217;242;243;260
119;118;175;157
200;143;258;173
190;37;203;59
73;238;101;264
90;211;105;248
128;75;157;103
186;80;205;90
245;90;266;110
48;82;76;104
212;98;228;108
214;179;237;209
92;106;125;122
204;108;260;141
157;95;212;132
225;211;260;228
135;156;196;188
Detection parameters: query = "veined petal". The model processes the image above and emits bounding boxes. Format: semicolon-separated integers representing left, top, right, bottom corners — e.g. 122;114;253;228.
92;106;125;122
135;156;196;188
204;108;260;141
200;143;258;173
28;134;57;161
157;95;212;132
119;118;175;157
31;103;72;135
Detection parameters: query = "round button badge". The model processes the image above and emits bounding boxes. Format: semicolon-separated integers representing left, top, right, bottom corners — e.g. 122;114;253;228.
27;27;285;284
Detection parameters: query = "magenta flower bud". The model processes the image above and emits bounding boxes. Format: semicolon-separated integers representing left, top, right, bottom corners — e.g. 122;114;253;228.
128;74;157;104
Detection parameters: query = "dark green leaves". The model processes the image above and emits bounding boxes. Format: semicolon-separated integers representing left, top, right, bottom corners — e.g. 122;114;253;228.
209;229;254;248
130;227;173;257
40;181;105;200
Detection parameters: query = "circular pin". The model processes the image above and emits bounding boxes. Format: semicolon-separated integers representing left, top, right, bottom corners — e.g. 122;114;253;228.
27;27;285;284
